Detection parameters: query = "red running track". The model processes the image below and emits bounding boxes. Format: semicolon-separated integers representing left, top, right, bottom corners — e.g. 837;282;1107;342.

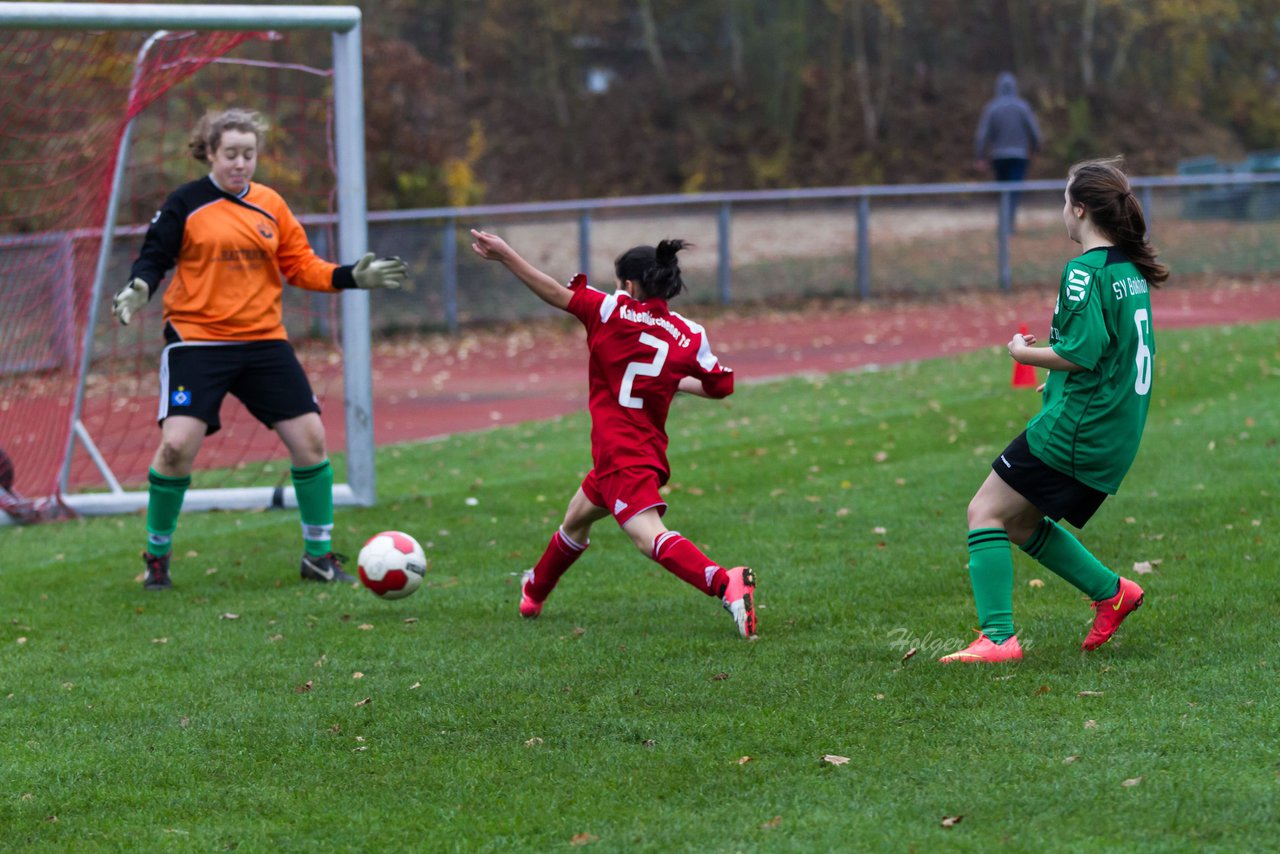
10;280;1277;497
369;280;1280;447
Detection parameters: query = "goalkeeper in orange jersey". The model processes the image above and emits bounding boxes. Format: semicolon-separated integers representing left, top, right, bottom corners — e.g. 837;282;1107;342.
113;107;408;590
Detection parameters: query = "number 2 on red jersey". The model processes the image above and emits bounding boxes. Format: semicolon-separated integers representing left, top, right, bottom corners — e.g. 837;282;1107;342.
618;332;669;409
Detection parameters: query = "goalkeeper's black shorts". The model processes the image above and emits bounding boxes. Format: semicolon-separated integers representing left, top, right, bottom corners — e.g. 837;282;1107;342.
157;337;321;435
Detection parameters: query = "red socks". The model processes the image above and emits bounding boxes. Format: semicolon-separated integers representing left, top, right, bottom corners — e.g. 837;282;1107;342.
652;531;728;597
525;528;587;601
527;527;729;601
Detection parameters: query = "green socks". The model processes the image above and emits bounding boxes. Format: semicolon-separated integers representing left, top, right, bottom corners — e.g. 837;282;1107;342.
292;460;334;558
967;528;1016;644
146;463;335;559
1020;518;1120;602
146;468;190;556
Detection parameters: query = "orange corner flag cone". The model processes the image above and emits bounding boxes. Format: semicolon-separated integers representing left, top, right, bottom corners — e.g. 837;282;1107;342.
1012;323;1038;388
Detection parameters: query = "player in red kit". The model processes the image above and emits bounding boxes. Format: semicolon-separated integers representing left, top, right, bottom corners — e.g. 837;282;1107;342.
470;229;757;638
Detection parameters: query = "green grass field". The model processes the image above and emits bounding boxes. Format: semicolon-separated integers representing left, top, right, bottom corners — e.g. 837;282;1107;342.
2;321;1277;852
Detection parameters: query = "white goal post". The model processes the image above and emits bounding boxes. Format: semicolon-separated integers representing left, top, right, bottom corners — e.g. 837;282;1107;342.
0;3;377;523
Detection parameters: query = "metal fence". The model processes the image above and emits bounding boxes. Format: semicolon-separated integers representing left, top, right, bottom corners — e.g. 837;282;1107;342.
352;172;1280;335
75;171;1280;338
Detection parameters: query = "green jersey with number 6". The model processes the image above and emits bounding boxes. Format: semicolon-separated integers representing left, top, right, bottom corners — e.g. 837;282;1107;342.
1027;246;1154;494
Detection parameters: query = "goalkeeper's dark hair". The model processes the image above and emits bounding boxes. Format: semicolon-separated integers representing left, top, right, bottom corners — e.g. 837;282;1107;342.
614;239;690;301
1067;156;1169;287
189;108;269;163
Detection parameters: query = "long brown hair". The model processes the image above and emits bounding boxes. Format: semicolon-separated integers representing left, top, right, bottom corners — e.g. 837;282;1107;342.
1068;157;1169;287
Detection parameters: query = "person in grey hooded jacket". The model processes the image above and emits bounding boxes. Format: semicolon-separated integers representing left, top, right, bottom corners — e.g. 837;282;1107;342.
975;71;1042;229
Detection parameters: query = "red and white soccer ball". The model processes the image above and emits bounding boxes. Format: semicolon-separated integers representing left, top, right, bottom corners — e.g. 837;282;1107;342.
357;530;427;600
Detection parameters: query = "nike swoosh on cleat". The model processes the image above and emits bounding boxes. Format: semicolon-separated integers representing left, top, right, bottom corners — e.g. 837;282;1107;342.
1111;590;1126;611
310;563;335;581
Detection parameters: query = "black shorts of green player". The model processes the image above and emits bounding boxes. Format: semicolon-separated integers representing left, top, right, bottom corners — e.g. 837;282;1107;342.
991;431;1106;529
158;336;320;435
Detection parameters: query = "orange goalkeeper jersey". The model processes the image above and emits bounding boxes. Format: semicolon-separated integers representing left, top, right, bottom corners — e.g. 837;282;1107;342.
128;177;358;341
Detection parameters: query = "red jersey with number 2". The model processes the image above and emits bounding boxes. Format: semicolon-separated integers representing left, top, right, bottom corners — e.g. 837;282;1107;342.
564;274;734;480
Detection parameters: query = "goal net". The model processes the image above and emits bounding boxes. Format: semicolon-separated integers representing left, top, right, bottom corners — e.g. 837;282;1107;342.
0;5;375;524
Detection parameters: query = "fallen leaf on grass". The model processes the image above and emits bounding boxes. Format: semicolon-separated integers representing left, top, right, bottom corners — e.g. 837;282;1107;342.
15;637;27;645
901;648;917;663
1034;685;1051;695
1078;691;1104;697
219;613;239;621
403;617;418;624
570;833;597;846
761;816;782;829
1084;719;1099;729
353;746;367;752
822;754;850;766
179;716;190;728
941;815;963;828
1063;755;1078;764
1132;559;1162;575
357;624;374;631
524;737;543;747
1122;776;1143;787
354;697;371;707
352;672;364;679
711;672;730;681
737;756;752;765
1028;578;1045;588
642;739;656;748
294;681;313;694
151;637;168;644
409;682;421;690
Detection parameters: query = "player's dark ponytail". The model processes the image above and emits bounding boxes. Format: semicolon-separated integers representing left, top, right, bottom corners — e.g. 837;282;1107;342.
1068;157;1169;287
614;239;690;300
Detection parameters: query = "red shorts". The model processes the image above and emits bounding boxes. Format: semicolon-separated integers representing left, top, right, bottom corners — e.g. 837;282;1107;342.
581;467;668;526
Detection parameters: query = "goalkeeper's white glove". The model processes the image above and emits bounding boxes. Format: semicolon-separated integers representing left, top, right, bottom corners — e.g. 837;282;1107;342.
352;253;408;290
111;278;150;325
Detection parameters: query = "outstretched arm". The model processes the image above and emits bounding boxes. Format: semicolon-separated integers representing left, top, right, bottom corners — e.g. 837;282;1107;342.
470;229;572;311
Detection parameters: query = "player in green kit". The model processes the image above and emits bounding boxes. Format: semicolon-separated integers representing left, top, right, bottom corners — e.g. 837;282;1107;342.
940;156;1169;663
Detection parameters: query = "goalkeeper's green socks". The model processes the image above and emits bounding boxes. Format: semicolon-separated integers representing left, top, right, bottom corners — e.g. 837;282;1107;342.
146;468;190;556
1019;518;1120;601
967;528;1016;644
292;460;334;558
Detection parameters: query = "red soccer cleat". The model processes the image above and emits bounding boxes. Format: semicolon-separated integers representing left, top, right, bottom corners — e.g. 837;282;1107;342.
721;566;757;638
1082;577;1144;651
518;569;544;619
938;631;1023;664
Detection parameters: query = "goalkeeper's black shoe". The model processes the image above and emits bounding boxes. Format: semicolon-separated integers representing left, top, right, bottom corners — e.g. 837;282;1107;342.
142;551;172;590
300;551;356;584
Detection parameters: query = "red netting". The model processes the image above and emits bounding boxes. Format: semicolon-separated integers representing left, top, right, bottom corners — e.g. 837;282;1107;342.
0;27;342;514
